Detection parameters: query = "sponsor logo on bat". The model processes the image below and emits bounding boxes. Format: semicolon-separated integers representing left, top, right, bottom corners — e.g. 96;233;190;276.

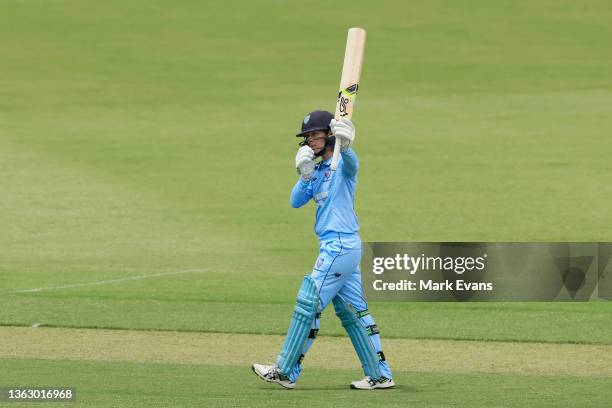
337;84;359;117
338;94;349;116
345;84;358;95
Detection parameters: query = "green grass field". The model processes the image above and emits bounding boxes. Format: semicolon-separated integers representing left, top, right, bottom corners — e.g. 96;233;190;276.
1;0;611;406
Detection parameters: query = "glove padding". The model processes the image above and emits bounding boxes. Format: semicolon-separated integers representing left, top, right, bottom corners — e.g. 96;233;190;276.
295;145;315;180
330;118;355;151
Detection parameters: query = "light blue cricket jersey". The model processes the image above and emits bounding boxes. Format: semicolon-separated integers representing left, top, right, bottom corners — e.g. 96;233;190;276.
290;148;360;238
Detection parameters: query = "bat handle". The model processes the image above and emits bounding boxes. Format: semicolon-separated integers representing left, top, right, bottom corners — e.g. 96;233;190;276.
330;137;341;171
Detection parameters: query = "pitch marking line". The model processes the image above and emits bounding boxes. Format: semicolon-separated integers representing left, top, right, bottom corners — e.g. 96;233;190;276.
2;269;208;294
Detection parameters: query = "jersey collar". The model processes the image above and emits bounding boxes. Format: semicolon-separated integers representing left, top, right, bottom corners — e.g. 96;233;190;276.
320;156;332;167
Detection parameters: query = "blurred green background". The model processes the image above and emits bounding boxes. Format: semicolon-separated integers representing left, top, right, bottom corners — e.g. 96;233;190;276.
1;0;611;406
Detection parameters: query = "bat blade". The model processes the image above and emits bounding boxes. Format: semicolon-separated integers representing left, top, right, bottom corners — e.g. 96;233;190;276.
331;27;366;171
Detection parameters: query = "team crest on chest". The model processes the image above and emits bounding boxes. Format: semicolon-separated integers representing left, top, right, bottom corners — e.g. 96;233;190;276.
323;170;332;182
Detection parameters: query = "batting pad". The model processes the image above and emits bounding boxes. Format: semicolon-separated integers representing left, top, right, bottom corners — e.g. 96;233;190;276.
333;295;382;380
277;276;319;375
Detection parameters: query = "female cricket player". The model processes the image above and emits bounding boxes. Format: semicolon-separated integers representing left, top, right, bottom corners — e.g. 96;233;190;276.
252;110;394;390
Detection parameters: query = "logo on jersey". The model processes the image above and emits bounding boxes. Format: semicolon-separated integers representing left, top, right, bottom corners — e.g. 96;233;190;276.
316;257;324;268
323;170;332;182
314;191;329;205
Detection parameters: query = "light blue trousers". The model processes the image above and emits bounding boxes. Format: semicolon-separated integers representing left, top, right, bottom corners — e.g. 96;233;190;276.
287;232;392;382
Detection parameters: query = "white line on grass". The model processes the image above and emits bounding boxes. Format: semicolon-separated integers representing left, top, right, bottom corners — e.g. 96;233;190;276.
3;268;208;294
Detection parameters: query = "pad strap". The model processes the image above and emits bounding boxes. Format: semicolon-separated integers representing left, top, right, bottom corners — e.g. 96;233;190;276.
332;296;382;380
276;276;319;375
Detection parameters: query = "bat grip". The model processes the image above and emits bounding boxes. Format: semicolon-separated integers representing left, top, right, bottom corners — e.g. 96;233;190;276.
330;137;341;171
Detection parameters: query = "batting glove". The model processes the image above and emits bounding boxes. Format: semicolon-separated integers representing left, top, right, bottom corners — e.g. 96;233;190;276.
295;145;316;180
330;118;355;151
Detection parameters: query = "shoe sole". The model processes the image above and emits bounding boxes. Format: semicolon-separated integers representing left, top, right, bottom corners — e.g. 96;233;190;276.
251;365;295;390
350;382;395;390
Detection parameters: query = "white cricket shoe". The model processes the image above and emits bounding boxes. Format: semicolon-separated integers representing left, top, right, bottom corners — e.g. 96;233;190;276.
350;376;395;390
251;363;296;389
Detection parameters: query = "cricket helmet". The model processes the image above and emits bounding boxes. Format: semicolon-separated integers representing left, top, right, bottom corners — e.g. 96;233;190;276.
296;110;335;153
296;110;333;137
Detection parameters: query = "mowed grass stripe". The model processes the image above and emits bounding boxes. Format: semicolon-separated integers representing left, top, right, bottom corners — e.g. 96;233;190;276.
3;359;611;408
2;327;610;378
3;294;611;345
2;321;611;346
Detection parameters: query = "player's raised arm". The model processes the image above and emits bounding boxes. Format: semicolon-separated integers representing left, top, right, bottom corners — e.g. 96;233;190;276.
331;118;358;178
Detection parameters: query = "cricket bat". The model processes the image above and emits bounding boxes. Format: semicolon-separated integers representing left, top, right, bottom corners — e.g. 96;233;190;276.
330;27;366;171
